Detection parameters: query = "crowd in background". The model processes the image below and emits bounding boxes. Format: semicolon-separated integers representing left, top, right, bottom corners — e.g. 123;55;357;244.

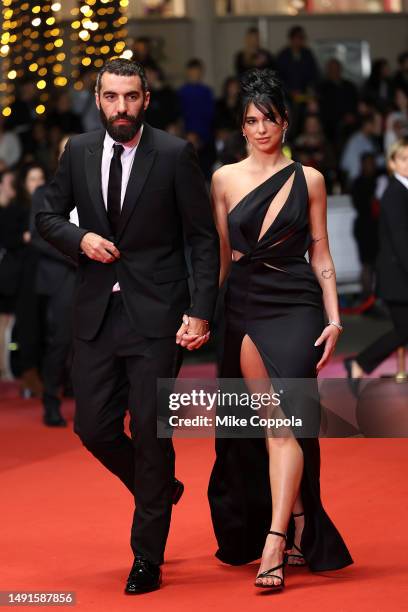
0;26;408;406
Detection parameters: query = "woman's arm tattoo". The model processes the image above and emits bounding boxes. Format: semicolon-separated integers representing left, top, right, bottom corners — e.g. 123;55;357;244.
321;268;335;279
311;235;328;243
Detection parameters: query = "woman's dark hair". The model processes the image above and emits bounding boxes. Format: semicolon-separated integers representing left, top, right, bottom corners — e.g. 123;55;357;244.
16;163;47;207
238;68;289;127
96;58;148;94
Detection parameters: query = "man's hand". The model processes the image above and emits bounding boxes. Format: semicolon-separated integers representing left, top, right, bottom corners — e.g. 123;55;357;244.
176;315;210;351
80;232;120;263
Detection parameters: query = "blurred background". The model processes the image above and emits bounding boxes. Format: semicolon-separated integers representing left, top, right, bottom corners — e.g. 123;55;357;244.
0;0;408;402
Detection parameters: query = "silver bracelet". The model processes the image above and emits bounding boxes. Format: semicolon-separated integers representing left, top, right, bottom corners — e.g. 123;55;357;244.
327;321;343;332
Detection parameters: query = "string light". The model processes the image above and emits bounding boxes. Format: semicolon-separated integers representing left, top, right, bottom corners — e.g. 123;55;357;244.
70;0;130;81
1;1;131;117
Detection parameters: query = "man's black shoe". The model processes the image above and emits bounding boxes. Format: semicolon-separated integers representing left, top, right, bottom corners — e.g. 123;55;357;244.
43;408;67;427
125;557;161;594
172;478;184;505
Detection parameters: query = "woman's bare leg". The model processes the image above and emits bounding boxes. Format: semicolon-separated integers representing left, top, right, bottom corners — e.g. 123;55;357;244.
240;335;303;586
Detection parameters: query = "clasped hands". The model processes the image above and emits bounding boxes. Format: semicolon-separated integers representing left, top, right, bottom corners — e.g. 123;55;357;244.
176;315;210;351
80;233;210;352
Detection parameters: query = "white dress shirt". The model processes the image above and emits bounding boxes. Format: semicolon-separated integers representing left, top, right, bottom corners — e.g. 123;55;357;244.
101;125;143;291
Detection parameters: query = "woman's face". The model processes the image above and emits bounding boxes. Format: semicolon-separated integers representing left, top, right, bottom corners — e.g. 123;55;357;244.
242;102;286;153
25;168;45;195
390;146;408;177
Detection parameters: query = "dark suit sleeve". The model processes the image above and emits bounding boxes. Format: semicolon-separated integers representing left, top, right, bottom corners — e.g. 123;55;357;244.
174;142;220;321
30;186;76;267
382;185;408;276
35;138;89;262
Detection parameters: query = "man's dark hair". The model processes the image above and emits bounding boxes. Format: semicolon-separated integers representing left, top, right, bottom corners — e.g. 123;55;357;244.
397;51;408;66
288;25;305;39
246;26;259;35
186;58;204;71
96;58;148;94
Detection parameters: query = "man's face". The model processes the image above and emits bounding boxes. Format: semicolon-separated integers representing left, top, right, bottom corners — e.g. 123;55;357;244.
95;72;150;143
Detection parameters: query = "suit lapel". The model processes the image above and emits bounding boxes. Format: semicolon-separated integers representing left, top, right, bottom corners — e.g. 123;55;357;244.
116;123;156;240
85;130;111;236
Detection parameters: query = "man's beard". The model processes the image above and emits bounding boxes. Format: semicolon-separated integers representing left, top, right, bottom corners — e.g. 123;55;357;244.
99;106;144;143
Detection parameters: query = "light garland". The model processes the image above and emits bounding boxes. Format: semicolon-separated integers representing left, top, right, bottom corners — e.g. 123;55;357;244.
1;1;132;117
1;0;66;117
70;0;132;93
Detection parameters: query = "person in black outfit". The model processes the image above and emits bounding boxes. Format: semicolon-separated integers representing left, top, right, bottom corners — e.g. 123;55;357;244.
0;170;27;379
36;59;219;594
392;51;408;97
345;138;408;386
30;180;76;427
362;58;393;113
318;58;359;147
350;152;380;299
144;63;181;132
234;27;275;76
15;164;47;398
214;76;241;134
209;69;352;592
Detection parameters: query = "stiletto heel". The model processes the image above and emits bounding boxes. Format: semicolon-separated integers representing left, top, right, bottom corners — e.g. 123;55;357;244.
287;512;306;566
255;530;287;591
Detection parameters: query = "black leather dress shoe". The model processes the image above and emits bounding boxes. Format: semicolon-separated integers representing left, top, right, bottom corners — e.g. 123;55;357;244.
125;557;161;594
43;408;67;427
172;478;184;505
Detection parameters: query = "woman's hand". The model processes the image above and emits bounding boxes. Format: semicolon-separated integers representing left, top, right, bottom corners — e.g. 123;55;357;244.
314;324;341;373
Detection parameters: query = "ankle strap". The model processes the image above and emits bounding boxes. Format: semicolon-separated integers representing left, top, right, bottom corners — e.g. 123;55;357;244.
292;512;305;518
268;530;287;540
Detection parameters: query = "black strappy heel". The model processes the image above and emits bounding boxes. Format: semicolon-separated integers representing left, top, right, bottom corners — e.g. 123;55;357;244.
287;512;306;566
255;530;287;591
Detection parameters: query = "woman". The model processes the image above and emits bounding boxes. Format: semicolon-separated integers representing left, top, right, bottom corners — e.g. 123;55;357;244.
208;69;352;591
345;138;408;388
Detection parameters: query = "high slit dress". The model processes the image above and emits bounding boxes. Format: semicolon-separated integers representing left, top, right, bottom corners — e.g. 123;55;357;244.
208;162;353;571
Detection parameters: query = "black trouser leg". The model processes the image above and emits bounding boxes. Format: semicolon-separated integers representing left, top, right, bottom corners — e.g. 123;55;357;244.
41;277;75;411
356;302;408;374
72;293;181;565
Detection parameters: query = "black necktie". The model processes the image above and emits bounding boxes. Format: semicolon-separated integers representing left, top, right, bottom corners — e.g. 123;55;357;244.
107;143;124;236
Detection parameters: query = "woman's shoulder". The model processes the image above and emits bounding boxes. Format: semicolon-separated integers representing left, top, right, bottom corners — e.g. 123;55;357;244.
300;164;324;185
212;160;248;187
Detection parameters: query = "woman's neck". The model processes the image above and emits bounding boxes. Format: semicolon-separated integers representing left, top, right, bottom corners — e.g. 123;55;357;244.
248;147;289;171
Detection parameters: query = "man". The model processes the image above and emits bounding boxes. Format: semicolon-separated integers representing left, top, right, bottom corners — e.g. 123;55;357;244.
234;27;275;76
36;58;219;594
317;58;359;146
276;26;319;99
340;113;384;187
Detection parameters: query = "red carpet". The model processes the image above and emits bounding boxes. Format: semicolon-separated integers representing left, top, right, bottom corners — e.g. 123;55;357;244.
1;363;407;611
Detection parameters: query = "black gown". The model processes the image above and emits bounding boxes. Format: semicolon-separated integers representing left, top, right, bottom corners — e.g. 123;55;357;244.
208;162;353;571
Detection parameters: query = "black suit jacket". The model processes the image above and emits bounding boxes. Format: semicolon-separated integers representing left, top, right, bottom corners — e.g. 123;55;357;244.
36;124;219;339
376;176;408;302
30;184;76;296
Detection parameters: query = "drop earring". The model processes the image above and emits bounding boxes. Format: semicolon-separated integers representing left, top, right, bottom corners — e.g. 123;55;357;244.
242;132;249;144
282;128;287;144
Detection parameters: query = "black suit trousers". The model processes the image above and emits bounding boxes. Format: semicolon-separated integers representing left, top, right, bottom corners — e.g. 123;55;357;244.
40;272;75;409
72;292;182;564
356;302;408;374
